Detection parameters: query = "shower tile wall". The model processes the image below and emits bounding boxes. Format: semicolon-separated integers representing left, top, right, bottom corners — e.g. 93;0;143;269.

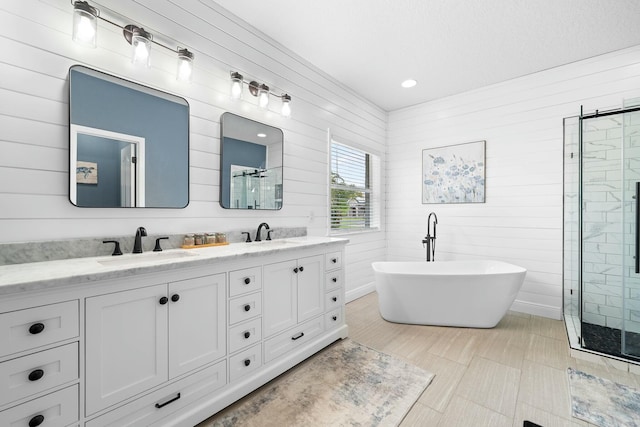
582;115;640;334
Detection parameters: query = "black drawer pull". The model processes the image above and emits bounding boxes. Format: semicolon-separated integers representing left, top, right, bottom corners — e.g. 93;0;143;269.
332;296;338;302
331;258;338;263
29;415;45;427
332;316;338;321
291;332;304;341
159;296;168;305
299;266;304;272
244;277;251;285
244;359;251;367
244;331;251;339
332;277;337;282
293;267;298;273
28;369;45;382
171;294;180;302
244;304;251;312
29;323;45;335
155;392;181;409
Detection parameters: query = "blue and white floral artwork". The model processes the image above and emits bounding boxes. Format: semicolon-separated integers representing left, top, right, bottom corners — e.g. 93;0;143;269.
422;140;485;204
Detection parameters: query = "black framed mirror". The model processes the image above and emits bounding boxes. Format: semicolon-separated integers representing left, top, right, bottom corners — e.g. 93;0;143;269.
220;113;283;210
69;65;189;208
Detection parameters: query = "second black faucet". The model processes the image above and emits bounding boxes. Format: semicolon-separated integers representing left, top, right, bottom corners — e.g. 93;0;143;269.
255;222;271;242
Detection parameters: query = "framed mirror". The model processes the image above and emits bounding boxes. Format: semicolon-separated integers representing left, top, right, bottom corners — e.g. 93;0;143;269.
220;113;283;210
69;65;189;208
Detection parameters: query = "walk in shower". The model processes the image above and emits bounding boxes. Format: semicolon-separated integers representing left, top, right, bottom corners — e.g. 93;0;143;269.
564;102;640;362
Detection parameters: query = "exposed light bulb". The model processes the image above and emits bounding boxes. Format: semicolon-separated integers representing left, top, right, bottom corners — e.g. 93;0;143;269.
258;84;269;109
230;72;243;100
281;94;291;118
125;26;152;68
176;49;194;82
401;79;417;88
72;1;98;48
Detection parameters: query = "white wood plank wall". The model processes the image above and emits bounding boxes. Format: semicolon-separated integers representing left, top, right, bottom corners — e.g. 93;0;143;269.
387;46;640;319
0;1;386;299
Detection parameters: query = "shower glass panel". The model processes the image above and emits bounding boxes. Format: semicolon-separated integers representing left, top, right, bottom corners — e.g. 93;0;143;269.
564;104;640;362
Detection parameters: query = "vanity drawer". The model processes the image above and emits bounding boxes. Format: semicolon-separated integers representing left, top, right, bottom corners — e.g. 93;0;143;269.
0;384;78;427
229;344;262;382
229;266;262;297
264;317;324;364
325;271;342;292
0;300;79;358
325;308;343;331
229;317;262;354
0;343;78;407
326;289;342;311
86;361;226;427
325;252;342;270
229;292;262;325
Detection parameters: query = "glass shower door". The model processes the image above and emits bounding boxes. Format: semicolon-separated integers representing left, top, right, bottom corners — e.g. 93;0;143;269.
622;109;640;359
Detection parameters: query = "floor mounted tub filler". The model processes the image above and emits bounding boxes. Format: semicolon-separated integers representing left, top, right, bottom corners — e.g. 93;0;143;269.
372;260;527;328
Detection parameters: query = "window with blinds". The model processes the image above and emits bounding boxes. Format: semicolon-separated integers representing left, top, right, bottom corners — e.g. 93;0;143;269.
330;140;380;233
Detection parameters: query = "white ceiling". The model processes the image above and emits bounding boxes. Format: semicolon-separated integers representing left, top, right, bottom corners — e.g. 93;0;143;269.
211;0;640;112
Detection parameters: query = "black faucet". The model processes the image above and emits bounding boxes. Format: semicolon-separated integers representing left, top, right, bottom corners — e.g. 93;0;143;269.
422;212;438;262
255;222;270;242
133;227;147;253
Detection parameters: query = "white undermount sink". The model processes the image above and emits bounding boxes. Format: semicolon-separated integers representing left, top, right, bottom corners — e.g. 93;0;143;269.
98;250;198;267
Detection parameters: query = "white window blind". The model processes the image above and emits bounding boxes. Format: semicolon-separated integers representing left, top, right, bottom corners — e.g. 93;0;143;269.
330;140;380;233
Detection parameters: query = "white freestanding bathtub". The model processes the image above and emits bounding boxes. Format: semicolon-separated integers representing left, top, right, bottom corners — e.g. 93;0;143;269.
372;260;527;328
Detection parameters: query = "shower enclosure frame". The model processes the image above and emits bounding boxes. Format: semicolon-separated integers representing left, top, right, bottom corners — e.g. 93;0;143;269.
563;103;640;364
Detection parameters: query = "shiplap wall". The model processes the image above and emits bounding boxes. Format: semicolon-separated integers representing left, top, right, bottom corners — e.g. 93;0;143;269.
387;45;640;319
0;0;386;300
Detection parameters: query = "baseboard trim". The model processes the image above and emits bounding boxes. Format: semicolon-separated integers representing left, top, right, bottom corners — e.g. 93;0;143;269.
345;282;375;303
510;299;562;320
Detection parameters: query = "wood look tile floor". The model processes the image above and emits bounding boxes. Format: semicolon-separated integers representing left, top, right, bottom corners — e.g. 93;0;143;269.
347;292;640;427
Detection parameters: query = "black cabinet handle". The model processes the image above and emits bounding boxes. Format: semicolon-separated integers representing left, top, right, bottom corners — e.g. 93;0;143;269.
244;359;251;367
244;277;251;285
331;258;338;263
244;331;251;339
299;266;304;272
332;296;338;302
293;267;298;273
244;304;251;312
332;277;337;283
171;294;180;302
155;392;181;409
291;332;304;341
159;296;168;305
29;415;45;427
29;323;45;335
28;369;44;382
332;316;338;321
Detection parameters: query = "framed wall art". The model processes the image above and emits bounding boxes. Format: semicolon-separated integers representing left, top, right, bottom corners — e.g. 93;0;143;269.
422;140;485;204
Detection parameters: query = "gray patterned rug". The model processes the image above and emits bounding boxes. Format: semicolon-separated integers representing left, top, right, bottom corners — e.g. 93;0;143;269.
206;339;434;427
568;368;640;427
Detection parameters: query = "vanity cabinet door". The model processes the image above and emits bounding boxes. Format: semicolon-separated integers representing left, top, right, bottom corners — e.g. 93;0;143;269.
263;255;324;338
168;274;226;378
85;284;169;415
263;259;297;337
297;255;324;322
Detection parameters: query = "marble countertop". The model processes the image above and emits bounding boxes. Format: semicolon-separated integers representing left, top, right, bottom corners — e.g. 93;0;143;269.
0;236;348;296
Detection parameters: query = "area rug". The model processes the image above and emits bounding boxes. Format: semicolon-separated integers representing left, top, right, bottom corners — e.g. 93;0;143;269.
567;368;640;427
208;339;434;426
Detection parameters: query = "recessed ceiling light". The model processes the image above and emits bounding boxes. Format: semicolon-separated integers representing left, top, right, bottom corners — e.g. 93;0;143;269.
257;133;267;138
401;79;417;88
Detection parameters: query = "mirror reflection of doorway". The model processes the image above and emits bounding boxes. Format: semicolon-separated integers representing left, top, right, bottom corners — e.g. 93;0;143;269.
70;125;145;207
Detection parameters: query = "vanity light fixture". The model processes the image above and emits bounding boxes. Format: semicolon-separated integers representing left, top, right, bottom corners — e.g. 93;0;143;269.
71;1;195;80
72;1;98;48
124;25;152;67
230;71;293;117
230;72;243;100
281;94;291;118
176;48;194;82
